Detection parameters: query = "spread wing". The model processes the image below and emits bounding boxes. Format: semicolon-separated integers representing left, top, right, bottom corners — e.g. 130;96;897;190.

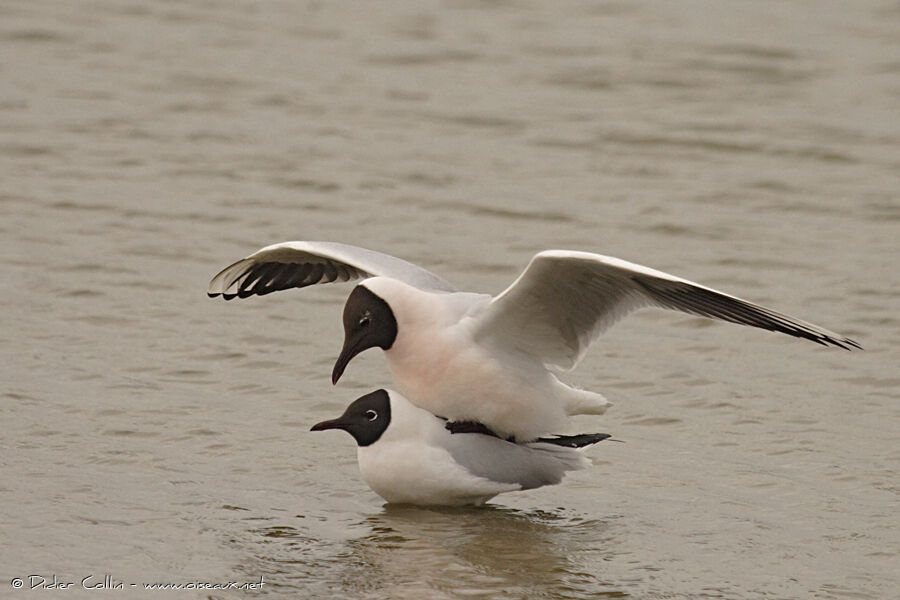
207;241;457;299
473;250;860;370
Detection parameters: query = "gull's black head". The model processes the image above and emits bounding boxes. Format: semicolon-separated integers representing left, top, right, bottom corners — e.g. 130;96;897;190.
332;284;397;385
310;389;392;447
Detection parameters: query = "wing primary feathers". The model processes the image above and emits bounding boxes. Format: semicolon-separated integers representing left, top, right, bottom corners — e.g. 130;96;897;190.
321;260;338;283
281;263;313;289
644;281;820;343
256;264;297;296
334;264;352;281
633;276;860;350
238;262;278;298
305;263;324;286
334;264;355;282
207;241;456;299
535;433;611;448
208;258;375;300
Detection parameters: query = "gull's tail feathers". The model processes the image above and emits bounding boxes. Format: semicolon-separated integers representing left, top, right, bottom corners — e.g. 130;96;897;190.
563;385;611;416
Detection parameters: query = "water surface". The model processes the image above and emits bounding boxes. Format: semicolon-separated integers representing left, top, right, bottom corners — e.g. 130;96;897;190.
2;1;898;598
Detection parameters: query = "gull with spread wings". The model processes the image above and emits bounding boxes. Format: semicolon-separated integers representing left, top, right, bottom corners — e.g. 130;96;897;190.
208;242;859;441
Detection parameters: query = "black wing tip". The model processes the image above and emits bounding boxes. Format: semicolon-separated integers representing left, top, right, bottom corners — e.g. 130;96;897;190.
809;333;862;351
445;420;508;440
839;337;863;351
207;290;240;301
634;276;863;352
205;261;371;302
772;332;861;351
536;433;612;448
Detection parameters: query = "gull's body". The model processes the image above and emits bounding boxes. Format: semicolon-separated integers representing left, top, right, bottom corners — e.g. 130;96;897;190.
311;390;609;506
359;277;605;440
209;242;860;441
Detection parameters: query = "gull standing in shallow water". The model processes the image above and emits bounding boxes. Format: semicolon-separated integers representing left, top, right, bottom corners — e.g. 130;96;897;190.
311;389;610;506
208;241;860;441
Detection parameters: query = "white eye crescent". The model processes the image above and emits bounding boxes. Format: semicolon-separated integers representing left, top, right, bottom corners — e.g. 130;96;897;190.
365;409;378;421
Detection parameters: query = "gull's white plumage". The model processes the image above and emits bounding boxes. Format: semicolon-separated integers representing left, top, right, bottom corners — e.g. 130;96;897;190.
313;389;601;506
209;242;860;440
358;276;608;439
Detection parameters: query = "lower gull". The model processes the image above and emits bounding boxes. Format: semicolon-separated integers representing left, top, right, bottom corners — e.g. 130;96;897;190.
311;389;609;506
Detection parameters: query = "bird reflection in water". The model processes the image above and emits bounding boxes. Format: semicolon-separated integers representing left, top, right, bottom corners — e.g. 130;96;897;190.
337;504;627;599
234;503;628;598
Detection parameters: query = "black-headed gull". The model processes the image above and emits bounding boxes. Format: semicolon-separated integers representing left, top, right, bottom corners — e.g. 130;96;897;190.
208;241;860;441
310;389;610;506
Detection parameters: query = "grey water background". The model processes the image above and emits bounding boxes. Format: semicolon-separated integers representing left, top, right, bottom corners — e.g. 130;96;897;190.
2;1;898;598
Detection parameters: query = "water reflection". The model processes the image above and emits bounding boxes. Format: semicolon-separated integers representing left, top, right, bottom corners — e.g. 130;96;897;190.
238;504;627;599
347;504;626;599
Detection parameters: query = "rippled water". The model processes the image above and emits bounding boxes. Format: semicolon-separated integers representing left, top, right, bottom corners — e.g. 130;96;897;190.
2;1;898;598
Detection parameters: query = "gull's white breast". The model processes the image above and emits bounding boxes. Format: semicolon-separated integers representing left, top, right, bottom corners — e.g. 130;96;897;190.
356;400;518;505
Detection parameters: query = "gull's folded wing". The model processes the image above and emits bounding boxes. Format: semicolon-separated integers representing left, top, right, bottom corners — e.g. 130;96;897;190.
443;431;593;491
208;241;457;299
473;250;860;370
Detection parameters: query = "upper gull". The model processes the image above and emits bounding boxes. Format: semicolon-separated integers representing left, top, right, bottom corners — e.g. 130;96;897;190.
209;241;860;441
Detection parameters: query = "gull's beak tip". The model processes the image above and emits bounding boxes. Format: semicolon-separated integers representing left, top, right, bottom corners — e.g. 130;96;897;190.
332;348;351;385
311;419;337;432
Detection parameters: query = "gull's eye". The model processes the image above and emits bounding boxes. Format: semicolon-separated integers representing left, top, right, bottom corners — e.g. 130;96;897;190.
358;312;371;327
365;409;378;421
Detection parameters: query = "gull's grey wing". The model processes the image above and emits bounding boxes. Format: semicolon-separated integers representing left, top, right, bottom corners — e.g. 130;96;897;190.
473;250;860;370
208;241;457;299
442;433;590;490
